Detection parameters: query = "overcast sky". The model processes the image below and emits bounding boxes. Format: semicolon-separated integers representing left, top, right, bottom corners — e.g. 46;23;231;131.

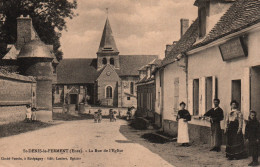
60;0;197;59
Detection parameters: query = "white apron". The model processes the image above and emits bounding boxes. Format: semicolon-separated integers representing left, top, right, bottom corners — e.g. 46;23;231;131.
177;119;189;143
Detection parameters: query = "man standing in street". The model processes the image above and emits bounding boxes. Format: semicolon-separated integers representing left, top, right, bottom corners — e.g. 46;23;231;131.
203;99;224;152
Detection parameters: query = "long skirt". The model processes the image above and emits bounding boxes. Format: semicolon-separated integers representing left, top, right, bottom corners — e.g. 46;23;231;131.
211;122;222;147
177;119;189;143
226;120;247;159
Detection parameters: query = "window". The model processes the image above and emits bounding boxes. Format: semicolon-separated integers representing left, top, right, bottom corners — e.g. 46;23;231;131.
102;58;107;65
127;96;130;100
110;58;114;65
106;86;112;99
199;7;206;37
193;79;199;115
174;78;179;113
130;82;134;94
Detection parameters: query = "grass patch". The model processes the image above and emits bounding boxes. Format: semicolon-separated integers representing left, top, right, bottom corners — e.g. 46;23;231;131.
0;121;52;138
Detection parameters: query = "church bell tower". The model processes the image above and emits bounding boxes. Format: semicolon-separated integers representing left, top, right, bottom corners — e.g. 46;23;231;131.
97;17;120;70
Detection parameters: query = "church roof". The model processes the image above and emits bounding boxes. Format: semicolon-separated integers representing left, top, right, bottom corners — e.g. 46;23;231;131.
97;18;119;53
56;58;97;84
117;55;158;76
56;55;158;84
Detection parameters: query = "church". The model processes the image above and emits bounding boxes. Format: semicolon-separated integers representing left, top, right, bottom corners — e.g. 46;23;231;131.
54;17;158;108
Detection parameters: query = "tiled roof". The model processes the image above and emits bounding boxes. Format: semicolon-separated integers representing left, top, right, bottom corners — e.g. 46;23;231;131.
160;18;199;67
118;55;158;76
192;0;260;49
56;58;98;84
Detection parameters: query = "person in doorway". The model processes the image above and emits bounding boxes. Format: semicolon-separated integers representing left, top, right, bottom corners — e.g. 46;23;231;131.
245;111;260;166
25;104;32;122
203;98;224;152
225;100;247;160
176;102;191;147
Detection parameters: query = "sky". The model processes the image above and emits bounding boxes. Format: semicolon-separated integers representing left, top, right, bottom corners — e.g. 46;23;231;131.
60;0;198;59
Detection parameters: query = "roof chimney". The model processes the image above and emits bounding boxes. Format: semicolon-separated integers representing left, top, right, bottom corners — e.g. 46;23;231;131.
180;18;189;37
16;15;32;49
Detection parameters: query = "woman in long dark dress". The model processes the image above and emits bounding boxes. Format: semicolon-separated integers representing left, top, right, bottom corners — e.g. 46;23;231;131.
225;100;247;160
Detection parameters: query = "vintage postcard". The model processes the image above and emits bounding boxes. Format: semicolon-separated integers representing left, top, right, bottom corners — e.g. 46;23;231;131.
0;0;259;166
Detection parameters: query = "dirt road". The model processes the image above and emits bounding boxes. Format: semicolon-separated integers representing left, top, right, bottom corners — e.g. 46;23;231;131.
0;119;174;167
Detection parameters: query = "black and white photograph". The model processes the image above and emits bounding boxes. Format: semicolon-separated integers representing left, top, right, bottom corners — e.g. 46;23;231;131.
0;0;260;166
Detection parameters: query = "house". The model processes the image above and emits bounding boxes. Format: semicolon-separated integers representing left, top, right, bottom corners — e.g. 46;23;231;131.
54;17;158;109
136;58;161;125
156;0;260;144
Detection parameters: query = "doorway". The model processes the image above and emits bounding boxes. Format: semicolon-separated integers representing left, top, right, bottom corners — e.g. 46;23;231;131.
70;94;78;104
232;80;241;109
251;66;260;120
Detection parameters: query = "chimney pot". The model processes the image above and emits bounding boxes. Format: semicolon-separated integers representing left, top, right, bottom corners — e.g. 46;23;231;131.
180;18;189;37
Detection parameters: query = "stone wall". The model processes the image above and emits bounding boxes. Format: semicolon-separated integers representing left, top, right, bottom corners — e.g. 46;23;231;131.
0;72;36;124
0;72;36;106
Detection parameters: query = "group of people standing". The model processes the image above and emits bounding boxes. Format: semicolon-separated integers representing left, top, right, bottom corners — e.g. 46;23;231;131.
93;109;117;123
176;99;260;166
25;104;37;122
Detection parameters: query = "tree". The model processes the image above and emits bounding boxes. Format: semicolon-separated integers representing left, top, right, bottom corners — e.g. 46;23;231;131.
0;0;78;61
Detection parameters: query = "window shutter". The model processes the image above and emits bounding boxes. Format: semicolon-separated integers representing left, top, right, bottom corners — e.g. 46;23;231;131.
212;76;217;108
188;79;193;114
200;77;206;115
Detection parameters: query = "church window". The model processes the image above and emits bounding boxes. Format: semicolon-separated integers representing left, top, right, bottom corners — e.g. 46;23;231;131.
102;58;107;65
110;58;114;65
106;86;112;99
127;97;130;100
130;82;134;94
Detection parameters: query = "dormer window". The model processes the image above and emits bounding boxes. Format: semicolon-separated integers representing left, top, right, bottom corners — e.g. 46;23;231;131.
199;6;206;38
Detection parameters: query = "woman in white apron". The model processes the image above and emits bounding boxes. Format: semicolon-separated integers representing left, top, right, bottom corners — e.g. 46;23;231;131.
176;102;191;147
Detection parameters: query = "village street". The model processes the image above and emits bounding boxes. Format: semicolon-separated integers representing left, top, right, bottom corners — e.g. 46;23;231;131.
0;119;173;167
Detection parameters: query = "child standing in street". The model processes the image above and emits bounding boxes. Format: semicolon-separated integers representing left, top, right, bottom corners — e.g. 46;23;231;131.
31;107;37;122
98;109;102;123
94;111;98;123
25;104;32;122
109;109;114;122
113;111;117;122
245;111;260;166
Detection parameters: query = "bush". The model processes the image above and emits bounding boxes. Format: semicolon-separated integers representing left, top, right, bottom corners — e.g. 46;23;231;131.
130;117;150;130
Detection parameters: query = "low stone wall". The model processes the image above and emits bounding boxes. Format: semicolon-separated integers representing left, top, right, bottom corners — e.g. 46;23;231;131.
0;106;26;125
163;119;211;144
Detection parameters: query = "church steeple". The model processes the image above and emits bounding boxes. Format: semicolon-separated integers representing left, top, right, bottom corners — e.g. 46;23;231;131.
97;18;119;54
97;16;120;71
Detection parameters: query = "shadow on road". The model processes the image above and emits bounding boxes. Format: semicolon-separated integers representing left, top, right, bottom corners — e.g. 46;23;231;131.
0;121;54;138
